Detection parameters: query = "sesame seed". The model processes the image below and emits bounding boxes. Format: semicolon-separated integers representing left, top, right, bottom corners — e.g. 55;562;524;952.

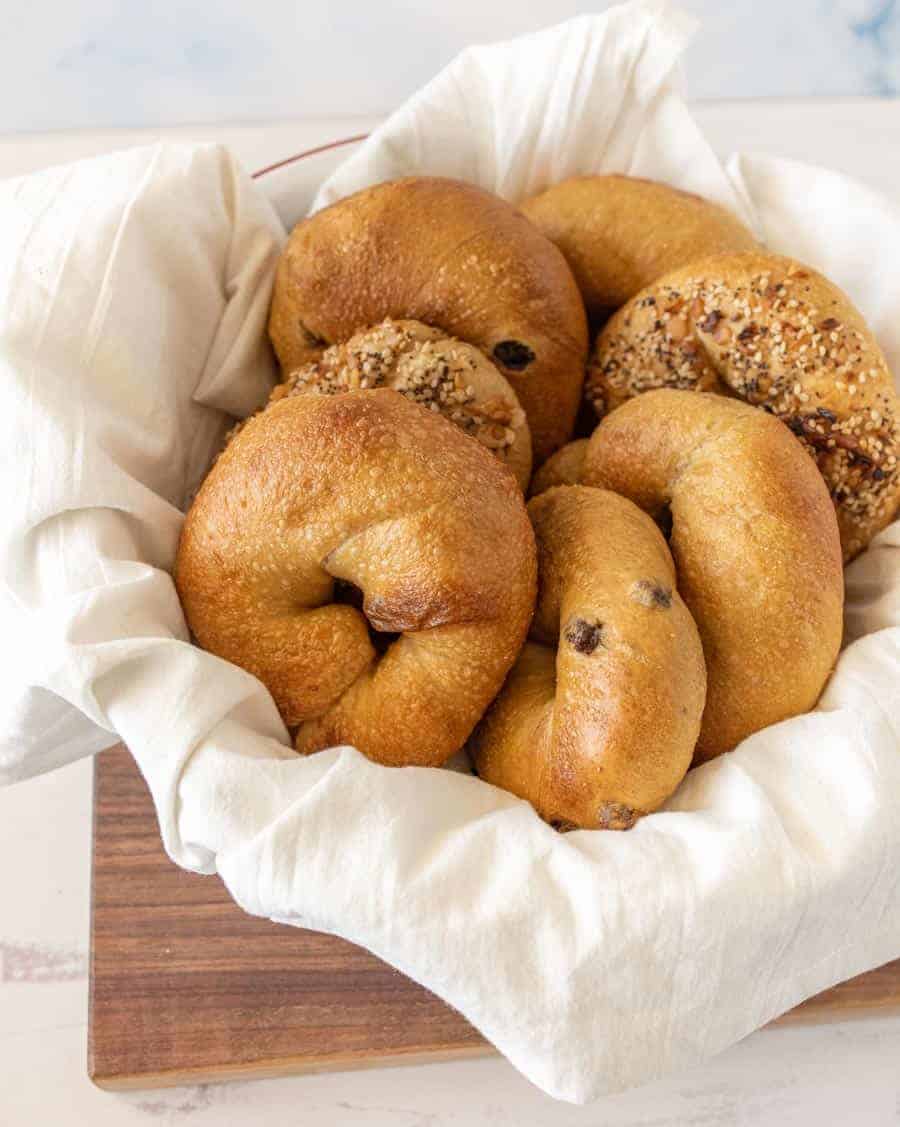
277;319;522;459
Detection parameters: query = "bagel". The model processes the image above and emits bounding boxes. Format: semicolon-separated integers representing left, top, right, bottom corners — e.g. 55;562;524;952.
520;174;757;318
580;390;844;762
175;389;537;767
587;252;900;559
268;176;589;461
471;486;706;830
528;438;587;497
272;319;532;490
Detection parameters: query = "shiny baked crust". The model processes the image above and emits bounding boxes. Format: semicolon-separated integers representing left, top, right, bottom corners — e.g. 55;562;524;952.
175;389;537;767
520;174;757;317
268;176;588;461
471;485;706;829
528;438;587;497
581;389;844;762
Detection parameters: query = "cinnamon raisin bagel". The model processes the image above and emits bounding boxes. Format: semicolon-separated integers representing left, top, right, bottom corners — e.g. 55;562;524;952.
471;486;706;830
175;390;537;767
581;390;844;762
268;176;589;461
528;439;588;497
272;319;532;489
587;252;900;559
520;175;757;318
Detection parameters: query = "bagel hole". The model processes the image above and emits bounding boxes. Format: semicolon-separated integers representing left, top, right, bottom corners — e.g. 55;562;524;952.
571;396;600;439
333;579;401;655
333;578;364;612
655;503;673;541
588;309;614;339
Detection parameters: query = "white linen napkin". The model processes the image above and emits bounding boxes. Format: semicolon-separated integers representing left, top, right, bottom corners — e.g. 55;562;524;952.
2;0;899;1104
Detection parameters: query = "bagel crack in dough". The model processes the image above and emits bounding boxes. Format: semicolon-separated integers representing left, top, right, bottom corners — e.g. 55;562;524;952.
588;252;900;559
175;390;537;768
471;486;706;830
581;390;845;763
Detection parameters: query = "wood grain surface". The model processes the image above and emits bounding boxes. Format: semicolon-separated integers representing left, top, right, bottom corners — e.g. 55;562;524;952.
89;745;900;1090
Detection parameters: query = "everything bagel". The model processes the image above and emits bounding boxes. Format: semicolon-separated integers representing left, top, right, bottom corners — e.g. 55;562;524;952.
587;252;900;559
272;319;533;490
175;390;537;767
580;390;844;762
471;485;706;830
520;174;757;318
268;176;589;461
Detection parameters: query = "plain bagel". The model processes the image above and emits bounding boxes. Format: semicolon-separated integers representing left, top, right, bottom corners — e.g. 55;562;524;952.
471;485;706;830
520;174;757;318
580;389;844;762
269;176;589;461
587;252;900;559
528;438;588;497
175;389;537;768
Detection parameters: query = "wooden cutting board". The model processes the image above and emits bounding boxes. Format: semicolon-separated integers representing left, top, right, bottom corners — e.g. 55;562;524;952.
89;745;900;1090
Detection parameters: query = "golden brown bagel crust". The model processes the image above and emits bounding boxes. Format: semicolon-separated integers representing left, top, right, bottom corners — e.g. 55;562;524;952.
175;390;537;768
268;176;589;461
528;438;588;497
272;319;532;490
581;390;844;762
520;175;757;317
471;486;706;829
587;252;900;559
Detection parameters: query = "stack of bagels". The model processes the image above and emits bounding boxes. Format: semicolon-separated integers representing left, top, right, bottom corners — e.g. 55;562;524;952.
175;173;900;832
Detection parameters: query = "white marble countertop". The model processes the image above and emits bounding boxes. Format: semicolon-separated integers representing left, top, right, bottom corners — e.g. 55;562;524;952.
2;105;900;1126
4;1;900;132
